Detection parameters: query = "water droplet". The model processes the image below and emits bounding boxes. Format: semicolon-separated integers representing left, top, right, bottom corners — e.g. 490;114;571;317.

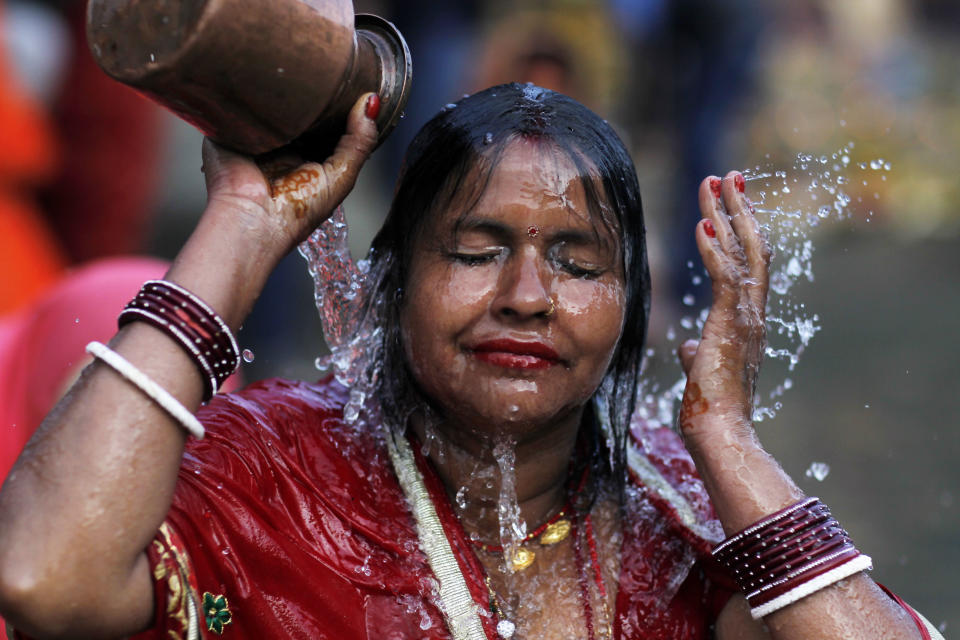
277;67;285;75
483;132;493;145
74;317;80;324
786;256;803;277
149;53;156;62
444;103;457;110
682;294;696;306
805;462;830;482
241;349;255;363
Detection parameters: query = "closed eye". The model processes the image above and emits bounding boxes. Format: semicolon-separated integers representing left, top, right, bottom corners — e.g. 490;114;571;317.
555;257;603;278
448;251;502;266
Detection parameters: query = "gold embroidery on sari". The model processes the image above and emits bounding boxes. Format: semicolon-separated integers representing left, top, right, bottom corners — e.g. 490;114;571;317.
151;522;202;640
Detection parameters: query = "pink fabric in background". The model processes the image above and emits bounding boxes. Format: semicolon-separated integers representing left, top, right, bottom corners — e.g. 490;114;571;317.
0;256;168;481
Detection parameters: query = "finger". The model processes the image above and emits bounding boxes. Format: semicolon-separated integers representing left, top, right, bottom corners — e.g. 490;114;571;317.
321;92;381;205
269;93;380;220
698;176;744;264
695;215;739;304
677;339;699;376
722;171;772;307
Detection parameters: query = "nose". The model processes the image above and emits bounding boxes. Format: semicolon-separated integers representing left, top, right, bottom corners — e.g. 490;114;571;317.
492;247;554;320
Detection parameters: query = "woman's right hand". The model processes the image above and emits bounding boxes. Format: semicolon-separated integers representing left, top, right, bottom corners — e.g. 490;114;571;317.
200;92;380;258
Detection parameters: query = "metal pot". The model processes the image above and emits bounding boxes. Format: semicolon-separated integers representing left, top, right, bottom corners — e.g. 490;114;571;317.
86;0;411;159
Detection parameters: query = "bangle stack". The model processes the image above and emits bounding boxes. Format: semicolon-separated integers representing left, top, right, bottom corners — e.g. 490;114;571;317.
712;497;873;619
119;280;240;401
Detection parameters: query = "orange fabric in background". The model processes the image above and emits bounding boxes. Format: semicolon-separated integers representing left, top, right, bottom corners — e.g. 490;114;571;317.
0;0;66;313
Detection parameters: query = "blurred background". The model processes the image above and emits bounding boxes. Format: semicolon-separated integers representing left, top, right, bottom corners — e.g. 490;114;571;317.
1;0;956;631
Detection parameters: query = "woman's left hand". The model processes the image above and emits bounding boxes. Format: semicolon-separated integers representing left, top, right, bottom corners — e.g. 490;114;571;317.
677;171;772;450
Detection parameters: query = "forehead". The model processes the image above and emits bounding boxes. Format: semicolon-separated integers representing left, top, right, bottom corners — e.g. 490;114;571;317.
440;139;616;234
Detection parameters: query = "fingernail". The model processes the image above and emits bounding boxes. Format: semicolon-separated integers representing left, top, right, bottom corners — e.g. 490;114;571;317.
365;94;381;120
703;219;716;238
709;178;722;198
735;173;745;193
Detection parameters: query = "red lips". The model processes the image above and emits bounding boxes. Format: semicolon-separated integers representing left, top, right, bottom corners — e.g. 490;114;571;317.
470;339;559;370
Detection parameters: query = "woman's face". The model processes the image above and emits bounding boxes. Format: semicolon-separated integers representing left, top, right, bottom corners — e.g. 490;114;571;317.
400;140;626;439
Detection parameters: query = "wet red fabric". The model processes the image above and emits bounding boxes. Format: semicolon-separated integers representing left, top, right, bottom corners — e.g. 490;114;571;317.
131;377;732;639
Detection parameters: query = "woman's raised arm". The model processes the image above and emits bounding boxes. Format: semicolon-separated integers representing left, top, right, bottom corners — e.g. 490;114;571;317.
681;171;923;638
0;94;379;639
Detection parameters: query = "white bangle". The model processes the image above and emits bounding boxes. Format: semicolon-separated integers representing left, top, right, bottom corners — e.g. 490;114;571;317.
749;554;873;619
86;341;205;439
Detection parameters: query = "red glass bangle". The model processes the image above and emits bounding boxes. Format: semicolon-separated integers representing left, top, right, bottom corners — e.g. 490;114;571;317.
712;498;872;619
119;280;240;401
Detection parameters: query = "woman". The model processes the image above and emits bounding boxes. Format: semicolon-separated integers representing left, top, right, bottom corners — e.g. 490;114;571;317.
0;84;935;639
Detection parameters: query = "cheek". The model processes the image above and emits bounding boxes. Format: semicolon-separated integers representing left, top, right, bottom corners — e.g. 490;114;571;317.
559;279;626;369
399;266;494;390
559;279;625;330
438;265;497;308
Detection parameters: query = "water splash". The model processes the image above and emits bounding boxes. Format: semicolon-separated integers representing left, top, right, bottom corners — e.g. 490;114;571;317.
493;438;527;573
298;205;385;423
805;461;831;482
637;143;891;427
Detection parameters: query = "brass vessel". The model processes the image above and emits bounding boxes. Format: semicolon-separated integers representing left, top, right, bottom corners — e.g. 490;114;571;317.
86;0;411;158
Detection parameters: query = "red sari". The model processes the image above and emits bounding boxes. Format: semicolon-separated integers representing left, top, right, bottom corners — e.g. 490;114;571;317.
130;377;734;639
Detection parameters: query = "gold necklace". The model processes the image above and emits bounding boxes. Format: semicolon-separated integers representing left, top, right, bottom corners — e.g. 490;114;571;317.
469;506;572;571
482;513;612;640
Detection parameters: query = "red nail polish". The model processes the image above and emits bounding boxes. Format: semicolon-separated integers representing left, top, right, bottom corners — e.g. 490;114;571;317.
709;178;722;198
703;219;716;238
735;173;745;193
365;94;381;120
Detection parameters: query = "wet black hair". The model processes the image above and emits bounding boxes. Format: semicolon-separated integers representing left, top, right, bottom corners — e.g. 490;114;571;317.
367;83;650;485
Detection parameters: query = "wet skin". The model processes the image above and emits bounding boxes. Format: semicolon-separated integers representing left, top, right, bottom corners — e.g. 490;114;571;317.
400;139;626;451
400;138;627;638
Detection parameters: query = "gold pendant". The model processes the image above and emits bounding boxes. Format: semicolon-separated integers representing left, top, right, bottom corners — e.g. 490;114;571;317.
510;547;536;571
539;518;571;545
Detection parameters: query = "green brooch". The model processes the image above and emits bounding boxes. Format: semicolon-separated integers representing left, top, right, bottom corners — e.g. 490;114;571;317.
202;592;233;634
